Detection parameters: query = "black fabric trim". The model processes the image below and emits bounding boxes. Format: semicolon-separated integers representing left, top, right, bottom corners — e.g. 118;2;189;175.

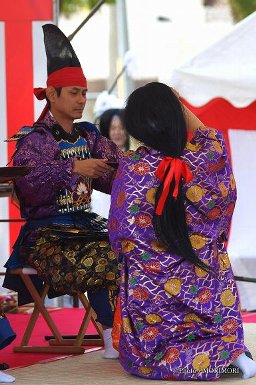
50;123;85;144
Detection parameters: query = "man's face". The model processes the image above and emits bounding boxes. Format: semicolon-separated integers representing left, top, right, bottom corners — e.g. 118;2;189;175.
52;86;87;120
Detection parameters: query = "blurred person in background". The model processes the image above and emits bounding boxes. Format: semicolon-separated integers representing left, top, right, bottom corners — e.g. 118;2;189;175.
99;109;129;151
91;108;129;218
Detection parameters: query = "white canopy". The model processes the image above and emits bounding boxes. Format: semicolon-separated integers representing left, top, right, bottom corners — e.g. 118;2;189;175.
171;12;256;310
169;12;256;107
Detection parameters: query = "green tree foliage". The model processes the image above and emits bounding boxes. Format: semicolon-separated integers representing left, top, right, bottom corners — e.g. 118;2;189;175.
229;0;256;21
59;0;115;16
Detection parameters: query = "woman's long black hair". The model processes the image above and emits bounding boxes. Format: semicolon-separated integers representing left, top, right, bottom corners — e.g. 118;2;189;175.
123;82;210;272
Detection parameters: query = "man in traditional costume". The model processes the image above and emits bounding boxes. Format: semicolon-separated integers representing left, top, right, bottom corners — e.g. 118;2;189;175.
3;24;121;359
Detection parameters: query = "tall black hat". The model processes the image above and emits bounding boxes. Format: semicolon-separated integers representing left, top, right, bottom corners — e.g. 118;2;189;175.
34;24;87;101
43;23;82;75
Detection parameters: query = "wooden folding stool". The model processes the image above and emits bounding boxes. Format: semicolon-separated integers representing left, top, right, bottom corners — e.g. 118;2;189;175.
9;268;103;354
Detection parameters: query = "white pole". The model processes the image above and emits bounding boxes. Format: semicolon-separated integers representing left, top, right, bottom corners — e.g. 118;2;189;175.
116;0;134;98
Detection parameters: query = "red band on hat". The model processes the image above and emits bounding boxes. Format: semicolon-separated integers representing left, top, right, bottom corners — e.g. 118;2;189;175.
47;67;87;88
34;67;87;100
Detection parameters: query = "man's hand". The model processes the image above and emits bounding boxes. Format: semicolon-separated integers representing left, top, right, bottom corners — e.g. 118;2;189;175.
73;158;114;178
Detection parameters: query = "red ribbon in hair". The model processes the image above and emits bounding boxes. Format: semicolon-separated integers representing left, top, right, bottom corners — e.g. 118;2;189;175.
155;157;193;215
34;67;87;100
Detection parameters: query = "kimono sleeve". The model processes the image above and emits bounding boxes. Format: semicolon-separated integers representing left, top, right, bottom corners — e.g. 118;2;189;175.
14;132;76;206
184;127;237;221
107;156;128;253
91;131;122;194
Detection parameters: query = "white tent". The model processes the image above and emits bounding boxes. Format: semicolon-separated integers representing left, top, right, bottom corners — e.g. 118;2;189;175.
170;12;256;310
170;11;256;107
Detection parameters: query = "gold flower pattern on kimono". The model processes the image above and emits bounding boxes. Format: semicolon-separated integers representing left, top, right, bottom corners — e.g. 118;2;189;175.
108;127;246;381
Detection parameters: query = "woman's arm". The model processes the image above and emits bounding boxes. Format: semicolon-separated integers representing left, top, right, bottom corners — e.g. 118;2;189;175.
172;87;204;136
183;104;204;136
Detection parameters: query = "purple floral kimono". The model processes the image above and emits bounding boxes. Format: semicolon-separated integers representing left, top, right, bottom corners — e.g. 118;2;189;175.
108;127;248;380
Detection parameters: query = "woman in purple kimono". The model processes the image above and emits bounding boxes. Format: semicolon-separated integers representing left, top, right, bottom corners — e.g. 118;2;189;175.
108;82;256;380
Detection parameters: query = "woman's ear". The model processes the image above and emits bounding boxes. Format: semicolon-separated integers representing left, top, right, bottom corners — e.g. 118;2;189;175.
45;86;56;103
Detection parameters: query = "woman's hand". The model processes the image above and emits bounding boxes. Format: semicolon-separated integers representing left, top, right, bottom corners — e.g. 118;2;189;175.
73;158;114;178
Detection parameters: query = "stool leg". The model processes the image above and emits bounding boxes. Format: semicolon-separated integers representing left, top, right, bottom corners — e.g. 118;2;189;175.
74;303;93;347
48;292;104;347
21;274;63;344
19;283;49;346
79;293;103;342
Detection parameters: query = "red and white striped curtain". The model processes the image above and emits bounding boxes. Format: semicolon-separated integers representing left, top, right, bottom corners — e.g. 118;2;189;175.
0;0;55;271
